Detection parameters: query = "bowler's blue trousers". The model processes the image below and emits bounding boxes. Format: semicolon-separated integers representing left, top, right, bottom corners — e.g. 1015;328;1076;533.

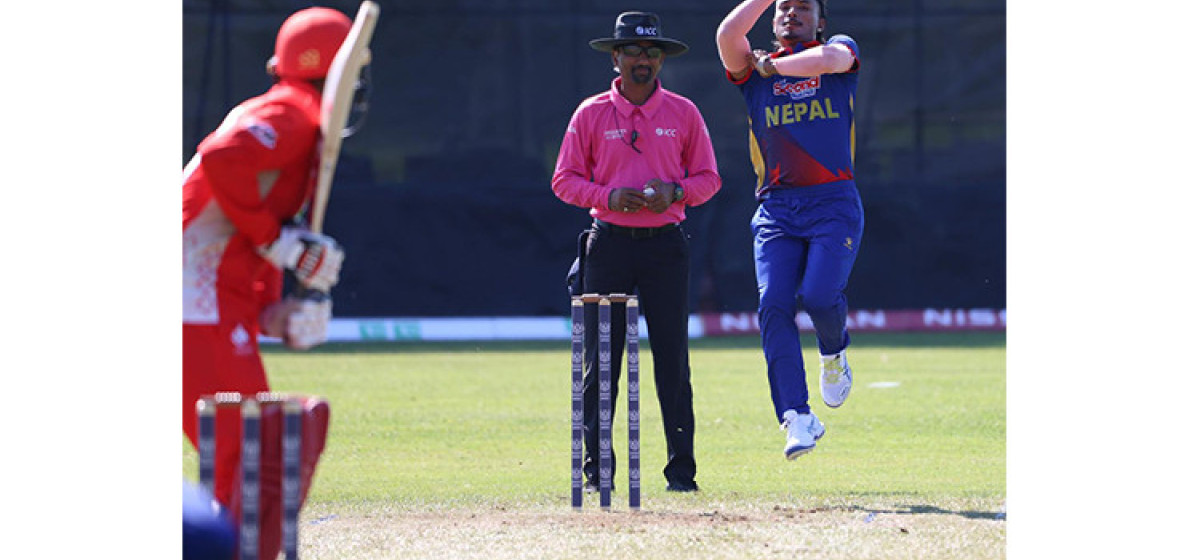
753;182;864;421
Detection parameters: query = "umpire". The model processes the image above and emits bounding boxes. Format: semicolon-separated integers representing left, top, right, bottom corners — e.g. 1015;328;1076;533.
552;12;722;492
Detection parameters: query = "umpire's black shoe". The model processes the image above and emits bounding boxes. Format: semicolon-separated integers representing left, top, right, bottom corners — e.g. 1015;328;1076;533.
666;480;699;492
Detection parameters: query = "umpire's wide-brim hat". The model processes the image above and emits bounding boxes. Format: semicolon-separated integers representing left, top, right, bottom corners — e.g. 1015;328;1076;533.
589;12;689;57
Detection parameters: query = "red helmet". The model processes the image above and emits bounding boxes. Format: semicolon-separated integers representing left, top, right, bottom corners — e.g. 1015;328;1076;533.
270;7;352;79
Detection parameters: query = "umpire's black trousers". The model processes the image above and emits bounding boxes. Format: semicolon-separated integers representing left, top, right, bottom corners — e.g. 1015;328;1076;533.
580;219;696;487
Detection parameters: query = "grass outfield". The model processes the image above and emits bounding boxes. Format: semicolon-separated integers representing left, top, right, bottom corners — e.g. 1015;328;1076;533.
183;332;1005;559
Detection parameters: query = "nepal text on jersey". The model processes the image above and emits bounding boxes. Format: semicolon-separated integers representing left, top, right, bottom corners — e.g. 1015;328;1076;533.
764;98;842;128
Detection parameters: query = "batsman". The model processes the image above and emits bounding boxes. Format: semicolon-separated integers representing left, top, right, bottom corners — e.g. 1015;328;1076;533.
182;5;372;558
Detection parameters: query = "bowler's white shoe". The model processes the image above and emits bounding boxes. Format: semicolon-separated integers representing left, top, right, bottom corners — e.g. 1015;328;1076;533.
781;409;826;460
820;351;853;408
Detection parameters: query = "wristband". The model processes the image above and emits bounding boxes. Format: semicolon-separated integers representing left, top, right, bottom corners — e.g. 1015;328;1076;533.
762;56;778;76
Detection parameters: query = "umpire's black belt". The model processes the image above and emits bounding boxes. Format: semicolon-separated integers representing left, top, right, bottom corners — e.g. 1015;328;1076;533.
594;219;680;239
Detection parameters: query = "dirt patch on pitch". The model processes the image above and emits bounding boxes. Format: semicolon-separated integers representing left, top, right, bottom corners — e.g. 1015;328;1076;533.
298;500;1004;560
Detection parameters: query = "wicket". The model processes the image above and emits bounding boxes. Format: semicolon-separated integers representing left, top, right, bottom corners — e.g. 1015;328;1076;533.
196;392;307;560
571;293;640;511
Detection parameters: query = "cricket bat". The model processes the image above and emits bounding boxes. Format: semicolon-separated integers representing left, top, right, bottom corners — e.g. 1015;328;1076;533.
309;1;380;234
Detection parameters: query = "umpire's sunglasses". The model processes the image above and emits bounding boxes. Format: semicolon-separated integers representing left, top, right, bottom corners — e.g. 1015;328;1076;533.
617;44;665;59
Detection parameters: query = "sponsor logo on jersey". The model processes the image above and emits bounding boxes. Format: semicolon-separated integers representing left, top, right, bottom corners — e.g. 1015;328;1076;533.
604;128;630;141
246;121;278;149
773;76;821;100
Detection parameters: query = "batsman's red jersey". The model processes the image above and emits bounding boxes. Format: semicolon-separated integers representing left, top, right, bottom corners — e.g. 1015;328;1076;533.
182;77;325;560
183;77;320;336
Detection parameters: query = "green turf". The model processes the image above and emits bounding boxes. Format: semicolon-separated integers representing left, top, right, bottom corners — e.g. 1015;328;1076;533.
182;332;1005;558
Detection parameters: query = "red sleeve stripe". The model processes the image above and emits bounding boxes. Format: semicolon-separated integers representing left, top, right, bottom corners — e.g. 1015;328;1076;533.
726;68;752;85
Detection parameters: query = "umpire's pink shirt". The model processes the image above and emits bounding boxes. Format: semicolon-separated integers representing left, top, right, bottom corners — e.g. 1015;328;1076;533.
552;78;721;227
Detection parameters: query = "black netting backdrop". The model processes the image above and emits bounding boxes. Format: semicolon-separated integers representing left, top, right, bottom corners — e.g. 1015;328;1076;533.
183;0;1005;316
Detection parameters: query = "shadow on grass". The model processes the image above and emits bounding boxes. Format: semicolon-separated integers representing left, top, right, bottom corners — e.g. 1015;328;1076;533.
848;504;1005;521
766;502;1004;522
264;332;1005;355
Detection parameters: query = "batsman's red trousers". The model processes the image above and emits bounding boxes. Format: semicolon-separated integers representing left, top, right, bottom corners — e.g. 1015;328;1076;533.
183;324;330;560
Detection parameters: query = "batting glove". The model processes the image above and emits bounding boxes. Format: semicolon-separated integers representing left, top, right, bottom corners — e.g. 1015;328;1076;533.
285;298;332;350
260;225;345;292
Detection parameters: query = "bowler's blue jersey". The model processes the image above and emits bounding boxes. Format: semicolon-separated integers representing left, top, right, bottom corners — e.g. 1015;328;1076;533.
728;36;859;198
